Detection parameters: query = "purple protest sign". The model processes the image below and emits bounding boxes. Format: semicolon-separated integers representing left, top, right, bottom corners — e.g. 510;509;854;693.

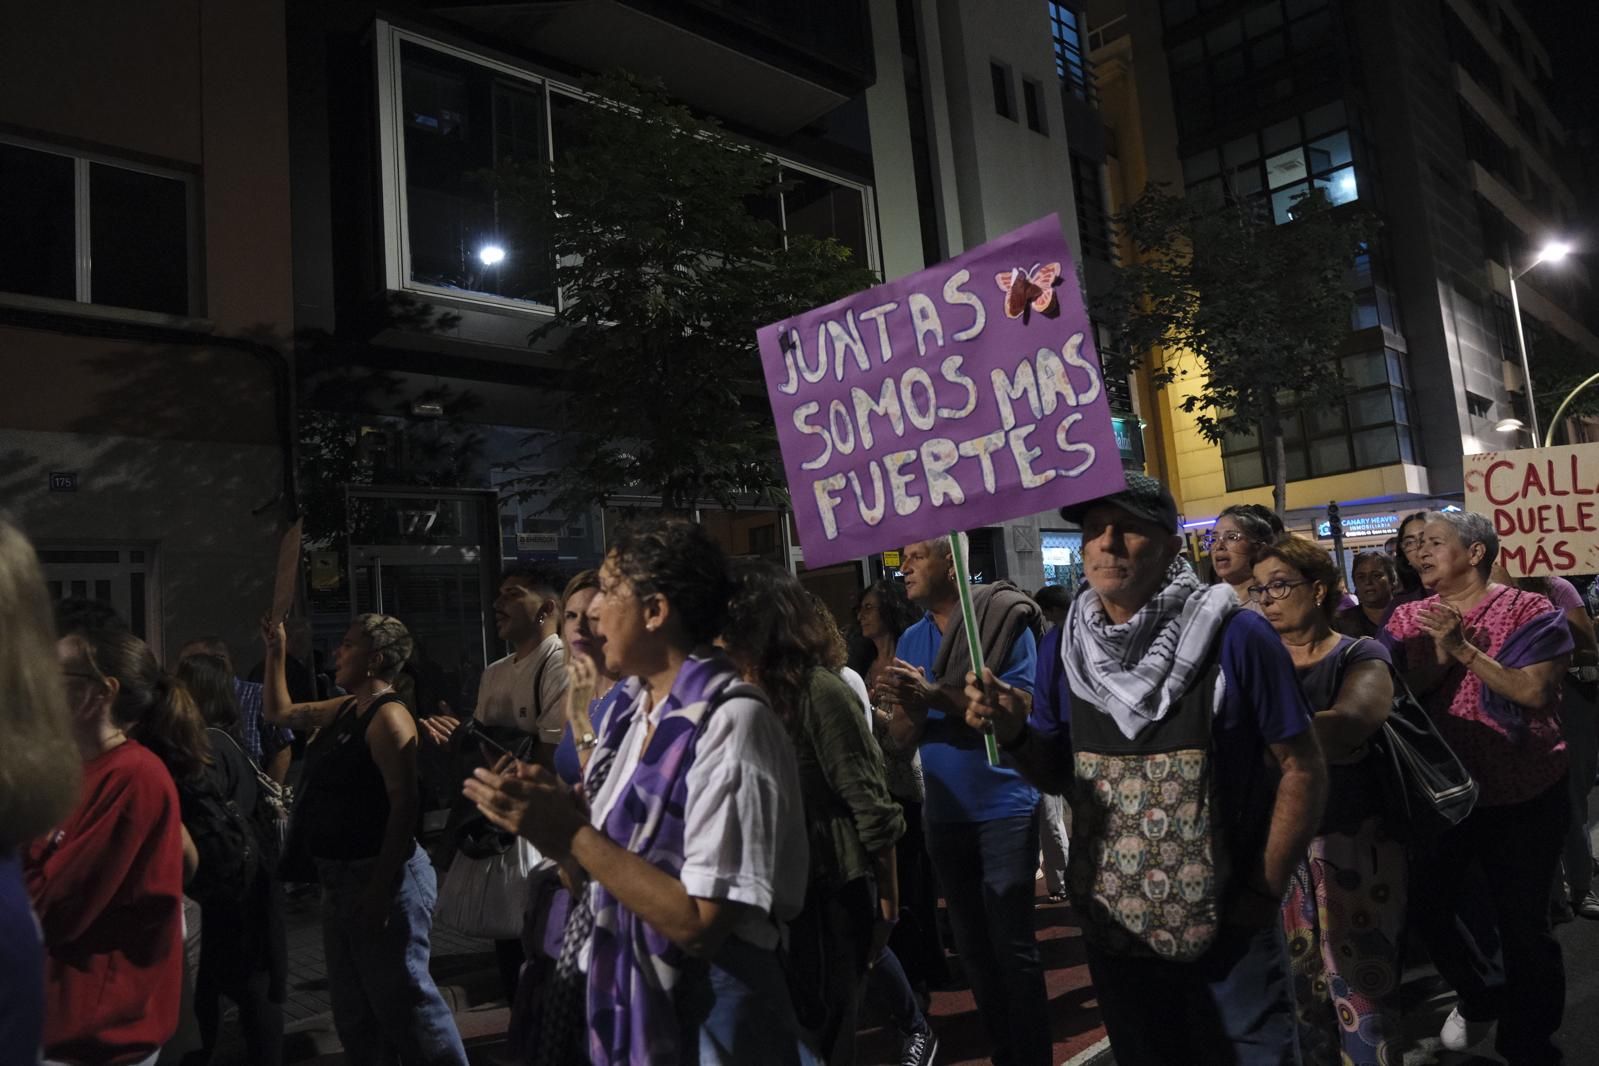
757;214;1126;569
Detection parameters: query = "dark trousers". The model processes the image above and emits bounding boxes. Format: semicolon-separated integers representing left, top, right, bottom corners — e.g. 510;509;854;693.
494;937;525;1005
924;811;1050;1066
185;969;283;1066
788;876;875;1066
888;799;946;989
1086;922;1298;1066
1561;680;1598;901
1412;777;1569;1065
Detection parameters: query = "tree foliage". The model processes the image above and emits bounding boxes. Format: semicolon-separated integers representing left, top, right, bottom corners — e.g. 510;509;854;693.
1528;328;1599;439
494;71;879;514
1098;186;1370;514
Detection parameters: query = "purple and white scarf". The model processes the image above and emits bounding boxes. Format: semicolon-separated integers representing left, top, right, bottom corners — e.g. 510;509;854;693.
585;652;755;1065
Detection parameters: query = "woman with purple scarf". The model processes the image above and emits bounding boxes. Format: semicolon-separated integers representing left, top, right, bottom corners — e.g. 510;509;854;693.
464;518;815;1065
1381;510;1573;1065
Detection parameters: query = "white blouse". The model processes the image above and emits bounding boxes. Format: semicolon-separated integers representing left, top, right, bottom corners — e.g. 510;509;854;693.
585;689;809;951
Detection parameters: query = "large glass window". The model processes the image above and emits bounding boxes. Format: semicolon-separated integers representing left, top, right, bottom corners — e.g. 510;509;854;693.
384;29;877;308
0;139;193;316
1164;0;1332;136
1218;347;1418;490
401;41;553;304
1049;3;1094;101
1183;99;1360;224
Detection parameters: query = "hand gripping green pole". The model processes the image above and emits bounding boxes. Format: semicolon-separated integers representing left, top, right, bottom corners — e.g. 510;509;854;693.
949;531;1001;767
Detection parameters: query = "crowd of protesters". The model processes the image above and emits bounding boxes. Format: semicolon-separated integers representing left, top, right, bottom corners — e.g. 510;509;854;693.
4;471;1599;1066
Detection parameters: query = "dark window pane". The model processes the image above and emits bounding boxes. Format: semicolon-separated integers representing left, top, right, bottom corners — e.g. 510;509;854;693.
1183;150;1221;182
1307;130;1352;172
1391;386;1410;424
1350;291;1379;329
90;164;189;314
1023;80;1045;133
1228;164;1264;198
1250;32;1286;68
402;42;552;303
1302;99;1346;137
991;63;1015;119
1223;134;1259;168
1306;402;1347;436
0;143;75;300
1206;20;1243;51
1224;452;1265;489
1262;118;1300;155
1285;446;1309;481
1380;356;1406;394
1353;427;1400;467
1309;435;1352;475
1348;387;1393;427
1245;2;1284;36
783;171;869;267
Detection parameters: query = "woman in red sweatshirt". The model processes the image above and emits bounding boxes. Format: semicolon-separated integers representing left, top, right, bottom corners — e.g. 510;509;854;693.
26;599;185;1066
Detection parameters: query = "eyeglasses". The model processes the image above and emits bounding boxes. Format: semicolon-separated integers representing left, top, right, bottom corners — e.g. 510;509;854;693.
1213;531;1255;546
1399;536;1423;550
1246;579;1310;602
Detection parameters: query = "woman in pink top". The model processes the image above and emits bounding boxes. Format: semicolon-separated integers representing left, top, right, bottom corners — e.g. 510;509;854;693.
1380;511;1571;1064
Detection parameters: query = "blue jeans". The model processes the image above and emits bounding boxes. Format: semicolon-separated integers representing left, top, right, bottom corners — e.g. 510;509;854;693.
924;812;1050;1066
316;845;468;1066
1086;922;1300;1066
694;936;818;1066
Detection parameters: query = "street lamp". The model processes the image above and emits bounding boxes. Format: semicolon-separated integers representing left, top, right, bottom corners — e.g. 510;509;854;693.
1505;239;1573;444
1494;417;1526;435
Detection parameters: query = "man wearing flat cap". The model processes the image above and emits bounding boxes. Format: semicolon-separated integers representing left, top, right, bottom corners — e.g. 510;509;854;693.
967;474;1327;1066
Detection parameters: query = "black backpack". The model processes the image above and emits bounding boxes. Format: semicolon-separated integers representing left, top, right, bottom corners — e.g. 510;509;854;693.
208;728;285;876
181;764;260;904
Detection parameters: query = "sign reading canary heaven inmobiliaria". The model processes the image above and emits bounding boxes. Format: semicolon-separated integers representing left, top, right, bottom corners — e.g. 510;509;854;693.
1464;442;1599;577
757;214;1126;569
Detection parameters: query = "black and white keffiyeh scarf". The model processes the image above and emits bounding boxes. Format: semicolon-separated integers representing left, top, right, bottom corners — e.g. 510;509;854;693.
1062;556;1237;740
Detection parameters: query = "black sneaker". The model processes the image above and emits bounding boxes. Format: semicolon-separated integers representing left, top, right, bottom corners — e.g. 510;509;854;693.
901;1027;939;1066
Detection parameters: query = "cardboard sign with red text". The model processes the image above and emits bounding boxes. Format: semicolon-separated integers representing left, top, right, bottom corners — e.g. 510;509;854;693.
1463;443;1599;576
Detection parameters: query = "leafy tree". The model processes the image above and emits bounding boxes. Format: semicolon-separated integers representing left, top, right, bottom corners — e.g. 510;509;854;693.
492;71;879;514
294;296;481;548
1527;328;1599;442
1099;186;1371;515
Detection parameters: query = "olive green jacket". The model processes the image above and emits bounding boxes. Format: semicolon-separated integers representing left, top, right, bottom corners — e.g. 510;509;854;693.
790;668;906;887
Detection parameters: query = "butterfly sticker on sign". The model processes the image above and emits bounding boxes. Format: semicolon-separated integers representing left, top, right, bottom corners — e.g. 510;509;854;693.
996;262;1061;321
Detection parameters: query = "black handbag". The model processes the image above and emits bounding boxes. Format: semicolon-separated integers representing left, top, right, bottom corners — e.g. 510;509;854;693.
1343;639;1479;839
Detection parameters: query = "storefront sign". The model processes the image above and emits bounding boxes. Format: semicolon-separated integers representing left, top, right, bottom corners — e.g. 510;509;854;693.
757;215;1125;569
1314;513;1400;539
1464;443;1599;577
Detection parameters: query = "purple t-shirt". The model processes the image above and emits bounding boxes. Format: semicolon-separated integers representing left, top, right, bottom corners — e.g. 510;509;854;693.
1548;576;1584;612
1030;609;1314;857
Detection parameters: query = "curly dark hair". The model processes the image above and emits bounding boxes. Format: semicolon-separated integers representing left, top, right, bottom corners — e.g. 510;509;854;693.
723;560;835;725
847;579;922;674
607;518;732;645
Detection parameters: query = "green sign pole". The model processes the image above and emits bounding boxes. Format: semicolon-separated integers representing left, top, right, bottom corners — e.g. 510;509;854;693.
949;531;1001;767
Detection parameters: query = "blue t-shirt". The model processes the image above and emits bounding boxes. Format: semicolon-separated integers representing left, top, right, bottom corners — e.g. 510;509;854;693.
1029;610;1314;857
897;615;1039;824
552;680;630;787
0;851;43;1061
